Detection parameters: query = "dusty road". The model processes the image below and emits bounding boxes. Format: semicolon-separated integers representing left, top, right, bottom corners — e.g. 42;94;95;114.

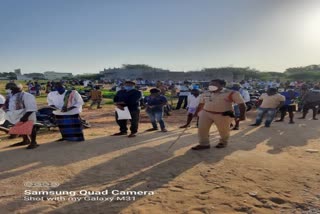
0;107;319;214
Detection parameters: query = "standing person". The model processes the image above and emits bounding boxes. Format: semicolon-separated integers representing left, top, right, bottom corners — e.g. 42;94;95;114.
46;81;52;93
156;81;171;115
169;83;178;106
156;81;168;95
144;88;168;132
28;82;36;95
275;87;299;124
4;83;39;149
112;81;142;138
47;82;85;142
298;86;320;120
0;94;6;126
116;83;124;92
89;86;103;109
231;83;250;130
34;81;41;96
180;89;200;128
250;88;285;127
192;79;246;150
175;81;190;110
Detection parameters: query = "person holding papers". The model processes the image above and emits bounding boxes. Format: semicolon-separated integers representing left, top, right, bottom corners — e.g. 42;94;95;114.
112;81;142;138
47;82;85;142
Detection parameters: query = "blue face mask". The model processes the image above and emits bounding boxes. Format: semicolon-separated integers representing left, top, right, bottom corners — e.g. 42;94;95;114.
124;86;133;91
57;88;65;94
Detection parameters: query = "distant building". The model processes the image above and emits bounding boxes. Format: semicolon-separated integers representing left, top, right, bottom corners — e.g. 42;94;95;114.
44;71;73;80
15;69;33;81
100;67;235;82
24;73;45;80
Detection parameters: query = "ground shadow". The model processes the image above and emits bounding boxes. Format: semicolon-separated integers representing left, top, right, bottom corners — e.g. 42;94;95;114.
1;116;319;213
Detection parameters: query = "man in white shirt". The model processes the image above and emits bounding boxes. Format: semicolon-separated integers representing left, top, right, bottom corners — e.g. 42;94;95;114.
0;94;6;125
176;82;191;110
47;82;85;142
180;89;200;128
231;84;250;130
4;83;39;149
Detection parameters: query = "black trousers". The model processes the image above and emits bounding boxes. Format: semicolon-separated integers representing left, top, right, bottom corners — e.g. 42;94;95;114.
115;110;140;134
176;96;188;109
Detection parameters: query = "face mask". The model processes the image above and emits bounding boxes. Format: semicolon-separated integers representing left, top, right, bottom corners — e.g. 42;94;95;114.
124;86;133;91
6;89;12;94
208;86;218;92
57;88;65;94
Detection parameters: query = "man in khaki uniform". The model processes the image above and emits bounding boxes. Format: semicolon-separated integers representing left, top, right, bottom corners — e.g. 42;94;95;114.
192;79;246;150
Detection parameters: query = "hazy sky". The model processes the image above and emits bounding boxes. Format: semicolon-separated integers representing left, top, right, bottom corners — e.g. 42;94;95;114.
0;0;319;74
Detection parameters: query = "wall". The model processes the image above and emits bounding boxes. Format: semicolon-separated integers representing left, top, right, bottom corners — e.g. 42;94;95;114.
100;68;235;81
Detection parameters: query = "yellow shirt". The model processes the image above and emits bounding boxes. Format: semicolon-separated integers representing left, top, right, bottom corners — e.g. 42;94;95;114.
259;93;285;108
200;89;244;112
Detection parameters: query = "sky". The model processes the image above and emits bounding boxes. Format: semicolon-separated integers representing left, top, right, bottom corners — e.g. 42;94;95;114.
0;0;320;74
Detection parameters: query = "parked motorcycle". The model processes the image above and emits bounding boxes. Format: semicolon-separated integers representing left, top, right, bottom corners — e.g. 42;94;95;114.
247;90;263;111
36;107;91;130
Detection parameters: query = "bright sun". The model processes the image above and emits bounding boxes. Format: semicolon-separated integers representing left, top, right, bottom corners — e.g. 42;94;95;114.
300;6;320;45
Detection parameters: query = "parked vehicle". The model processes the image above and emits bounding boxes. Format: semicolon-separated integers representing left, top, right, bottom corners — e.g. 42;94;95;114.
247;90;263;111
36;107;91;130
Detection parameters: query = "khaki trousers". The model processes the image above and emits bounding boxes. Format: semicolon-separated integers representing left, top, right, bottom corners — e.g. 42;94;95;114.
198;110;232;146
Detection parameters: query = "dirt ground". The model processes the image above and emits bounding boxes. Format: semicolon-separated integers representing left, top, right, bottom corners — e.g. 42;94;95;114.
0;106;319;214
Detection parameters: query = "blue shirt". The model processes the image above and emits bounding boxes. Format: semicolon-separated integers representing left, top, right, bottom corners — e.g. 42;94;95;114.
281;91;299;106
144;95;167;112
114;89;142;111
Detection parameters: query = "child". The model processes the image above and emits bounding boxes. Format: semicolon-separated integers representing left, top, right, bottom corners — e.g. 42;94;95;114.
180;89;200;128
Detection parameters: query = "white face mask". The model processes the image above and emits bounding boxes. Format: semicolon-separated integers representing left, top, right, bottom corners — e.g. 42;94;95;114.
208;85;218;92
6;89;12;94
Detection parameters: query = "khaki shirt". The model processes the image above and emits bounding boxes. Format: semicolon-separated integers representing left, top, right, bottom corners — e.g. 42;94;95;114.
89;90;102;100
200;89;244;112
259;93;285;108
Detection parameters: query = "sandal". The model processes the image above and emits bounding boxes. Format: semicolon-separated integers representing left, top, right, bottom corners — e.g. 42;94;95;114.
215;143;227;148
179;125;190;129
191;145;210;150
9;142;30;147
26;144;39;149
128;133;137;138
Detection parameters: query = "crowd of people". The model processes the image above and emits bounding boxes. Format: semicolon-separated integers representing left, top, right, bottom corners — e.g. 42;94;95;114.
0;78;320;150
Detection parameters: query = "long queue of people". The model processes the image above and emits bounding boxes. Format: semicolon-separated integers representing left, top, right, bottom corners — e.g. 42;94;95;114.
110;79;320;151
0;79;319;151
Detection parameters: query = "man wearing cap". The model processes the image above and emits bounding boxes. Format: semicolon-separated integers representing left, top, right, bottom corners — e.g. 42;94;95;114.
112;81;142;138
4;83;39;149
192;79;246;150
